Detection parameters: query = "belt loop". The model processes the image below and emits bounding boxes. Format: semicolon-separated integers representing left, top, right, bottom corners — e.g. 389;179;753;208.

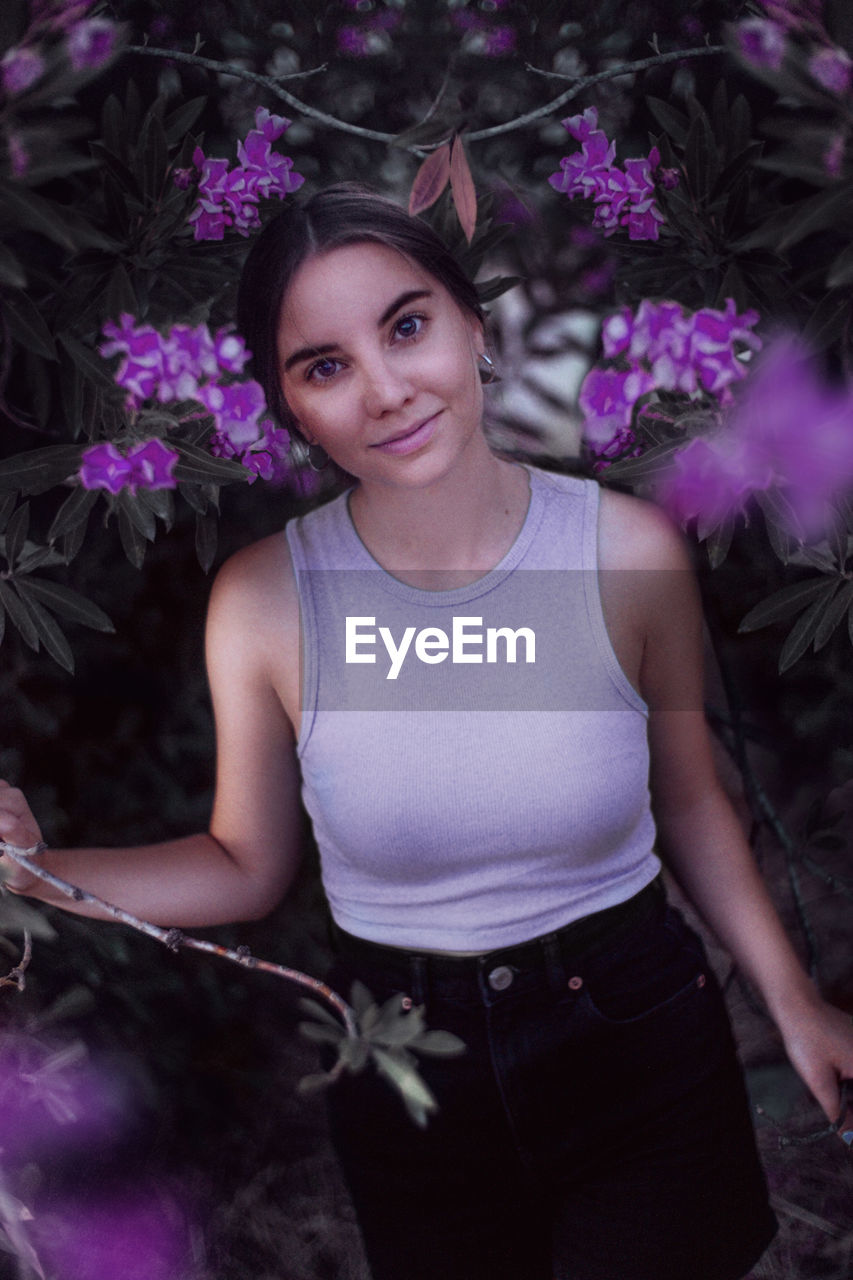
542;932;565;994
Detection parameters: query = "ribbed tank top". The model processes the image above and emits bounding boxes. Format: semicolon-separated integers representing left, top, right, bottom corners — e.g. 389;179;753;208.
285;464;660;950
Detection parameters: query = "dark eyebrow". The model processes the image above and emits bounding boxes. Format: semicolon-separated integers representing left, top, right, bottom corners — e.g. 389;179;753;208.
282;288;434;373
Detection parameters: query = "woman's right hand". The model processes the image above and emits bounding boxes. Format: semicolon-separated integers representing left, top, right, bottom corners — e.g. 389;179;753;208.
0;780;45;895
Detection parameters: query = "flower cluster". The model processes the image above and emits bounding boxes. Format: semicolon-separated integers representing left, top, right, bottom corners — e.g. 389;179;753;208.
185;108;304;241
579;299;761;460
662;340;853;536
97;315;295;486
548;109;668;242
79;439;178;495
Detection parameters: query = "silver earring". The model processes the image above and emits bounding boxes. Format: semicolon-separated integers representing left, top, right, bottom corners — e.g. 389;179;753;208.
478;352;499;385
306;442;331;472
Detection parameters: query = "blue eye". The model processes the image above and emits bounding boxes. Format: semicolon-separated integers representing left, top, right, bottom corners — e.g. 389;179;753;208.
394;313;425;340
306;356;341;383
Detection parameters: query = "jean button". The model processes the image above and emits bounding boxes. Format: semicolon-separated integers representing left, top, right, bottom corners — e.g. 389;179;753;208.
488;965;514;991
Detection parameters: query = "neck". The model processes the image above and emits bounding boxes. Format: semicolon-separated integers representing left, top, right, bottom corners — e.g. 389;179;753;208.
348;439;530;587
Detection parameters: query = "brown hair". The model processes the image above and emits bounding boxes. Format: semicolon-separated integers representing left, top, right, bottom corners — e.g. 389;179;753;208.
237;183;485;442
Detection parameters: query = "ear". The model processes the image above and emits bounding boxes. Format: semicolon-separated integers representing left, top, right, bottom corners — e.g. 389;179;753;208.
467;313;486;359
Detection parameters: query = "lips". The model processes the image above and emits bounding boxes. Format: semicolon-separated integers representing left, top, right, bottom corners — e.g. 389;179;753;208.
370;411;441;455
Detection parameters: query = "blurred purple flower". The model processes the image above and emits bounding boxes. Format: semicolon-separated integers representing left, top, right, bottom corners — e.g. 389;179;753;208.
808;46;853;95
1;47;45;96
549;108;665;242
761;0;822;33
36;1192;190;1280
660;167;680;190
172;166;193;190
337;25;372;54
735;18;787;70
663;340;853;535
79;440;177;495
67;17;118;70
482;26;516;55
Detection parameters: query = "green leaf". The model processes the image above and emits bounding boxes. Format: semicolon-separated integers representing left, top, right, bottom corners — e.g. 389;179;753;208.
476;274;523;304
48;486;99;542
814;579;853;651
117;491;156;541
739;577;836;632
0;445;84;495
3;289;57;360
297;997;346;1030
136;108;169;202
827;241;853;289
0;243;26;288
0;580;39;651
163;96;207;146
14;589;74;672
117;507;147;568
338;1036;371;1072
58;333;118;390
803;287;851;353
645;97;689;146
4;502;29;571
298;1021;344;1045
0;180;117;252
684;107;719;202
18;577;113;633
0;893;56;939
0;493;15;532
195;508;218;574
779;586;840;672
776;183;853;253
370;1046;438;1128
409;1029;467;1057
173;442;249;485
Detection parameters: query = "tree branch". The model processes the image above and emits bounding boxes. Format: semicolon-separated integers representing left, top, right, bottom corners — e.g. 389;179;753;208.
124;42;726;150
0;930;31;992
0;838;358;1041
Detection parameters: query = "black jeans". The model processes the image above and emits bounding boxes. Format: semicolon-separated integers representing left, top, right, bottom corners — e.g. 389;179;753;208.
324;881;777;1280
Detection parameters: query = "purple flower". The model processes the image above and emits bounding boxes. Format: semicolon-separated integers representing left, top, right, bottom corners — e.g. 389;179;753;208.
762;0;822;33
67;18;118;71
337;25;372;55
1;47;45;96
549;108;665;242
79;440;178;495
187;115;303;242
735;18;786;71
808;46;853;95
35;1191;190;1280
578;366;655;453
198;379;267;447
172;167;194;190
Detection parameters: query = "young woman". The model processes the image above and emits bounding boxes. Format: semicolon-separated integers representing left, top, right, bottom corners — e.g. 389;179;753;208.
2;185;852;1280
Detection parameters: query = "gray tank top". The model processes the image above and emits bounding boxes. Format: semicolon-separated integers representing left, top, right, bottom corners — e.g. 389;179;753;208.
285;463;660;950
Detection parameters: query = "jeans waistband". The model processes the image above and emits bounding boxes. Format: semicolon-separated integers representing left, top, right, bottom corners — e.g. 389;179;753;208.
331;875;665;1004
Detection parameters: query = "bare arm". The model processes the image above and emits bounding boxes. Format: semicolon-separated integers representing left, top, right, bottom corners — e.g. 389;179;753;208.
0;535;304;928
600;490;853;1131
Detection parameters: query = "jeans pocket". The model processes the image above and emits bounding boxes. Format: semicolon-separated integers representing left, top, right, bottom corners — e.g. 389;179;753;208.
580;907;709;1025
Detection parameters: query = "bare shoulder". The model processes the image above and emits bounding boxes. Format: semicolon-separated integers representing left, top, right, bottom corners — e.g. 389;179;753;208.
597;485;692;574
206;531;300;674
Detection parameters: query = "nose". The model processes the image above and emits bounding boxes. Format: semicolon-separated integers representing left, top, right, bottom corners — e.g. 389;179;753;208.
360;356;414;419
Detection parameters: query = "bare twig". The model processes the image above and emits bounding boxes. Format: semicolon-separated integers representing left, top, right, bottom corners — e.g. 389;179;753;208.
0;839;358;1048
0;931;32;992
124;42;726;150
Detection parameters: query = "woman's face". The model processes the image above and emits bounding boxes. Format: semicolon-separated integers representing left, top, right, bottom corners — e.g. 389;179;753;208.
275;241;486;488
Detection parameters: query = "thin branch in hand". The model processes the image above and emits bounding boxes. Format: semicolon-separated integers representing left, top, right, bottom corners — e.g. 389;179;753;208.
0;838;358;1042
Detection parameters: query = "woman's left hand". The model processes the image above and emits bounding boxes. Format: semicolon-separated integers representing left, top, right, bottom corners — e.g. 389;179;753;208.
779;996;853;1143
